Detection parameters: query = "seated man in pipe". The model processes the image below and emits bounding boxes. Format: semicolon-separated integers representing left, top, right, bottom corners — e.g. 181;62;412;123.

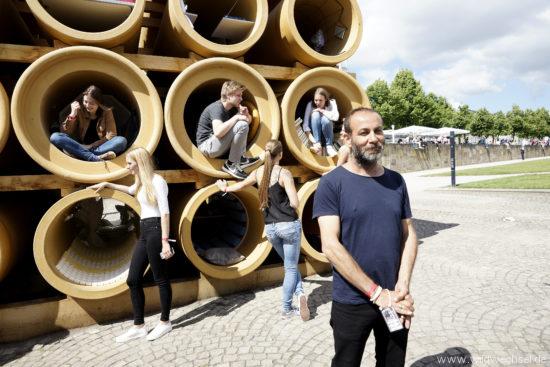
50;85;127;162
196;80;260;180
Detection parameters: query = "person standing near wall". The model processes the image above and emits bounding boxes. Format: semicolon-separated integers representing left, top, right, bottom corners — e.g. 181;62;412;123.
216;140;310;321
89;147;174;342
313;108;418;366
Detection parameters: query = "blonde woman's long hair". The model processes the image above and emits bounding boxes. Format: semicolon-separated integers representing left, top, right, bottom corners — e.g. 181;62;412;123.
258;140;283;211
127;147;157;205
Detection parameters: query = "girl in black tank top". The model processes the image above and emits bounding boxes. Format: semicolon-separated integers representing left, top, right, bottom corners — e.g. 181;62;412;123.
216;140;310;321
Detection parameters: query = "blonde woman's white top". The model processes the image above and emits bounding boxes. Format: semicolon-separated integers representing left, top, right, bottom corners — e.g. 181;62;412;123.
129;174;170;218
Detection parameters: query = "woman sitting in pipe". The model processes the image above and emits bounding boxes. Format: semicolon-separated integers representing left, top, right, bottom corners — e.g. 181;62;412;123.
302;87;339;157
216;140;310;321
50;85;127;162
89;147;174;342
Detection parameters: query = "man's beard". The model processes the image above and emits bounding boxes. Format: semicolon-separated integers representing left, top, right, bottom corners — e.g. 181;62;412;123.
351;142;383;168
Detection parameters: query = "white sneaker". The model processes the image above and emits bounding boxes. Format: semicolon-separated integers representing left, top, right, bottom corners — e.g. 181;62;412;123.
146;321;172;341
326;145;338;157
115;326;147;342
298;293;310;321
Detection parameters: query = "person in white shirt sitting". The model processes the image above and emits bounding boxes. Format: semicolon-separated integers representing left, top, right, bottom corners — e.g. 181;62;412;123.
302;87;340;157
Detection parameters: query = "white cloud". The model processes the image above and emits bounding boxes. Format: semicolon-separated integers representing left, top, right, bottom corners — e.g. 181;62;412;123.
346;0;550;109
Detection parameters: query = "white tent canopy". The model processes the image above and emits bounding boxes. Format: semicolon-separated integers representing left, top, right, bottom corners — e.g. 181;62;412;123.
391;125;438;137
420;127;470;137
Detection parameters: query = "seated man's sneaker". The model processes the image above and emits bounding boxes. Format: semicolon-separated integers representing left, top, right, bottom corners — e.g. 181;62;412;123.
326;145;338;157
146;321;172;341
222;161;247;180
115;326;147;343
239;156;260;169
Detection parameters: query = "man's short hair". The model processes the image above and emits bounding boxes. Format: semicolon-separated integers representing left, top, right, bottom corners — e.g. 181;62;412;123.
221;80;246;102
343;107;383;134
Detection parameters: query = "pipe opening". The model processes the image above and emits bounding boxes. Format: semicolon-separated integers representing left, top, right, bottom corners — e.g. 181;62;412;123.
191;192;248;265
183;80;260;151
294;0;354;56
184;0;258;45
49;197;139;287
295;87;353;154
38;0;135;33
302;192;322;253
43;72;141;156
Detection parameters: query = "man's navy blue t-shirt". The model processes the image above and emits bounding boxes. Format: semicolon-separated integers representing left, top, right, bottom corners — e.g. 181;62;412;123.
312;165;412;304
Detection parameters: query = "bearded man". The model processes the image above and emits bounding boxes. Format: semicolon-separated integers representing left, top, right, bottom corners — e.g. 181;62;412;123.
312;108;418;367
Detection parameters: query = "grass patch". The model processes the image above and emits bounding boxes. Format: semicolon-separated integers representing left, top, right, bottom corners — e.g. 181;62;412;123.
427;158;550;176
458;174;550;189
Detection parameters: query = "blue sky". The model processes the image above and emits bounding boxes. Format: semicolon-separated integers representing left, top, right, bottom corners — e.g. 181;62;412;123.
345;0;550;113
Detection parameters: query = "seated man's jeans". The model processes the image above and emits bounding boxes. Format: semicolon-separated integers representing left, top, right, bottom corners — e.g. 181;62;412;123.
50;132;127;162
310;111;334;147
198;120;249;163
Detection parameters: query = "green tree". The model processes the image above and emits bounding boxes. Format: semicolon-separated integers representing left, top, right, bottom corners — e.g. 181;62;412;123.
366;80;393;125
491;111;511;138
388;69;424;128
453;104;474;130
506;105;525;139
470;108;493;138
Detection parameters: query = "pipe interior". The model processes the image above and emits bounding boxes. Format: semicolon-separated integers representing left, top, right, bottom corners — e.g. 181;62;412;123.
183;80;259;152
191;192;248;265
184;0;258;44
302;192;322;253
39;0;135;32
43;72;140;153
47;197;139;286
295;86;352;149
294;0;353;56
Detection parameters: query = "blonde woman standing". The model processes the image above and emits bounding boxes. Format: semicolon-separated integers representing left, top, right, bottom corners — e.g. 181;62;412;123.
89;147;173;342
216;140;310;320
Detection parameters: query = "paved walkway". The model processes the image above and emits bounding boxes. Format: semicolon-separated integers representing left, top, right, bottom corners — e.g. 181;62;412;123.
1;159;549;366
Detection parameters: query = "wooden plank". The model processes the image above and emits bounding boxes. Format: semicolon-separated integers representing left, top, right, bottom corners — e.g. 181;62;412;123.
0;167;315;191
0;43;307;79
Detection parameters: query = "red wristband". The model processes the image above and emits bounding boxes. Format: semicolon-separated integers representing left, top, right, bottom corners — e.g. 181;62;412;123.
67;114;76;121
162;237;168;241
366;283;378;298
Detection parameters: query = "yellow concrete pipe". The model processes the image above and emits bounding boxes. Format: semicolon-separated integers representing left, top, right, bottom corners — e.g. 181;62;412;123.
11;46;163;183
164;57;280;178
25;0;145;49
281;67;370;174
248;0;363;67
177;183;270;279
0;82;8;154
34;189;141;300
297;178;328;263
157;0;268;58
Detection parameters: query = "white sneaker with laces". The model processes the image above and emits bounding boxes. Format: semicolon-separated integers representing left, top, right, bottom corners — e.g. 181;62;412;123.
326;145;338;157
146;321;172;341
115;326;147;343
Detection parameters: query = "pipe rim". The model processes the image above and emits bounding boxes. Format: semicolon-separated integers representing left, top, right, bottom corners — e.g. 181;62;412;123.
0;82;8;154
297;179;328;263
33;189;141;300
11;46;163;183
282;0;363;66
25;0;146;47
178;184;271;279
281;67;370;174
164;57;280;178
168;0;269;57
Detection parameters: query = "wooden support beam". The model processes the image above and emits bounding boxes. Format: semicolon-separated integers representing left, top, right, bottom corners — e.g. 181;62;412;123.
0;43;307;79
0;167;314;191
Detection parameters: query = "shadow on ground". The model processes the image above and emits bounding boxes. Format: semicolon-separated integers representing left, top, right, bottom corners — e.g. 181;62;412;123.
0;330;70;366
172;291;255;330
411;347;472;366
413;218;459;244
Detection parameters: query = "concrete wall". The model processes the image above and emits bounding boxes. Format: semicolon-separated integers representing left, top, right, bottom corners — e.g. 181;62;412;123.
381;144;548;173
